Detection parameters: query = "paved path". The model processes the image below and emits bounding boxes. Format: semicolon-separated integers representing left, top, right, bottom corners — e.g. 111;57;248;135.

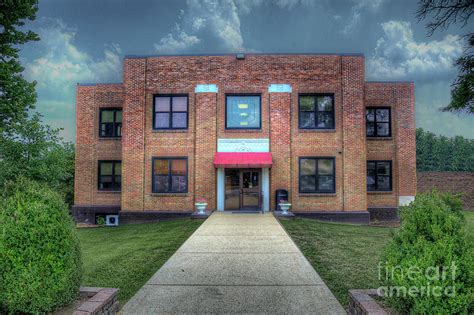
122;212;345;314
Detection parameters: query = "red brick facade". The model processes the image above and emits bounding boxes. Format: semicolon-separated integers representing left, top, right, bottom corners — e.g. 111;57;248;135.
73;54;416;223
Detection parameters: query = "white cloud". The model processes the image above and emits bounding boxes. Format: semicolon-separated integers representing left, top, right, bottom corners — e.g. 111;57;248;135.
22;18;122;141
342;0;387;35
154;24;200;53
367;21;463;80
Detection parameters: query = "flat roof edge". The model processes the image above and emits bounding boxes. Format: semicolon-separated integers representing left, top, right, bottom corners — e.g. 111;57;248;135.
124;52;364;59
366;81;414;84
77;83;123;86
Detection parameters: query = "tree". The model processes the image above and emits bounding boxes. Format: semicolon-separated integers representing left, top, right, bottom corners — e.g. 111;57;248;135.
0;0;39;130
416;0;473;113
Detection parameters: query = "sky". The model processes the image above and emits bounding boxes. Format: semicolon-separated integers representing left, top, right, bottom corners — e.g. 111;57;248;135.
20;0;473;142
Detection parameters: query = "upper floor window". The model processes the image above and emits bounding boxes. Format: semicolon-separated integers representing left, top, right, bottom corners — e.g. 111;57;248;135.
98;160;121;191
152;157;188;193
100;108;122;138
299;94;335;129
226;95;261;129
367;161;392;191
299;157;335;193
366;107;391;137
153;95;188;130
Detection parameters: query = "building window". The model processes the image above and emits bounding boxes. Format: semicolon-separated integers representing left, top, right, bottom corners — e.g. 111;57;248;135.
152;158;188;193
299;157;335;193
99;108;122;137
299;94;335;129
153;95;188;130
367;161;392;191
98;161;121;191
225;95;261;129
366;107;391;137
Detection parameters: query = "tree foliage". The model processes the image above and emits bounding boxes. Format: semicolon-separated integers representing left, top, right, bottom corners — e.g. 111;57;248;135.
0;1;75;206
0;0;39;129
0;177;82;313
381;191;473;313
416;128;474;172
416;0;473;113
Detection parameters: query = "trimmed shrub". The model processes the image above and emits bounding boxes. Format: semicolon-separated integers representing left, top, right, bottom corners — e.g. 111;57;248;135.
0;178;82;313
380;191;473;313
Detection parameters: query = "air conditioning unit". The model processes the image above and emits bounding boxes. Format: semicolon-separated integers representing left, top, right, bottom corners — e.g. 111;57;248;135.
105;215;119;227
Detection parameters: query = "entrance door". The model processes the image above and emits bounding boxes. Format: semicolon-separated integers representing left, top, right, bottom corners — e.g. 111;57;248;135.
225;169;261;210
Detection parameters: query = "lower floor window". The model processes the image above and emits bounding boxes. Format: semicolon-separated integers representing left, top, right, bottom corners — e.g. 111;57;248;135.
367;161;392;191
152;157;188;193
98;161;121;191
299;157;335;193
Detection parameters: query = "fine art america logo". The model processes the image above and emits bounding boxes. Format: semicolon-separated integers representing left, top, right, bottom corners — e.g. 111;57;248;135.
377;262;458;298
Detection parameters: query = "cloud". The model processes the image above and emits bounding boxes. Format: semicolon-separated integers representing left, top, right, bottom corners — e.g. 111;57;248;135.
342;0;387;35
154;0;248;53
22;18;122;141
367;21;463;80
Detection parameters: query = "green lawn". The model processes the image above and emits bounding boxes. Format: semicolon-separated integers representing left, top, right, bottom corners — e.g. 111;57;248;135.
280;211;474;308
77;219;203;304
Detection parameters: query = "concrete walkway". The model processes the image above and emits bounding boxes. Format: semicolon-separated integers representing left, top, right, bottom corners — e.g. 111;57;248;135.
122;212;345;314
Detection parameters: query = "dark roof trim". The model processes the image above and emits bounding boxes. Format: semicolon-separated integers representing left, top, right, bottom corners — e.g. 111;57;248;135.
124;52;364;59
366;81;414;84
77;83;123;86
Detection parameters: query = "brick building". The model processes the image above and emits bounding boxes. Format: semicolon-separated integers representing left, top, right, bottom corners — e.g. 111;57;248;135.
72;54;416;224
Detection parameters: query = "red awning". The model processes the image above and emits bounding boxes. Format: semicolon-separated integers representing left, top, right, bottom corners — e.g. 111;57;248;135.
214;152;273;168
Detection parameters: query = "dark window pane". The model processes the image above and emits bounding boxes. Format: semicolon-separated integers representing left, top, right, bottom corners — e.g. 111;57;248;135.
115;175;121;184
300;159;316;175
317;96;333;111
377;123;390;136
101;123;114;137
252;172;259;187
367;162;376;176
300;175;316;192
300;112;315;128
300;96;315;111
155;175;169;192
116;110;122;123
155;113;170;128
172;97;187;111
226;96;260;129
318;159;334;175
115;163;122;175
171;175;187;192
376;109;389;122
171;159;186;175
318;176;334;191
101;110;114;123
378;176;391;190
155;97;170;112
154;159;169;175
100;163;113;175
366;109;375;122
116;123;122;137
367;175;376;190
172;113;187;128
366;123;375;136
317;112;334;128
377;162;390;175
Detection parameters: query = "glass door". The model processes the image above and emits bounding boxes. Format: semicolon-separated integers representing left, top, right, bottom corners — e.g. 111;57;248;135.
224;169;261;210
241;170;260;210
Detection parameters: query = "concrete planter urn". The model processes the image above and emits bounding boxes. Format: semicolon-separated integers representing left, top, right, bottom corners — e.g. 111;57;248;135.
278;202;292;214
195;198;208;215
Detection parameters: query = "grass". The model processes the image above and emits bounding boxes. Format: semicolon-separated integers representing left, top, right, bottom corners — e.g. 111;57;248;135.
77;219;203;304
280;211;474;308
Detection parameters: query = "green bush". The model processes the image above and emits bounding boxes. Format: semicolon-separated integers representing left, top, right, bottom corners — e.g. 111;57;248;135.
0;178;82;313
380;191;473;313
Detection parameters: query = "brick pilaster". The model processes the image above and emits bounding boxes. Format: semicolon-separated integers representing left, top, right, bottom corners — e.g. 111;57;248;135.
122;58;147;211
194;91;217;209
341;56;367;211
270;92;292;211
